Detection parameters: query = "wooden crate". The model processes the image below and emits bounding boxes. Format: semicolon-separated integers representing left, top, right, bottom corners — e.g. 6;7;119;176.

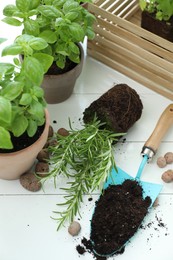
87;0;173;100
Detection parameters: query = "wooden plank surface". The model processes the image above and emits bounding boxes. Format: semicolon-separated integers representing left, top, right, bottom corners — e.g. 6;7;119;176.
87;1;173;100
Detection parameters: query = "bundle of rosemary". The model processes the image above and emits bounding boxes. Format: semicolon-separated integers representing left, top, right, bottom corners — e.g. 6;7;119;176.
40;84;143;230
40;117;124;230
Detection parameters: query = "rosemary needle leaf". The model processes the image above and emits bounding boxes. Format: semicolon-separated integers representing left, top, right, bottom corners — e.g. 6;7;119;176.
42;117;125;229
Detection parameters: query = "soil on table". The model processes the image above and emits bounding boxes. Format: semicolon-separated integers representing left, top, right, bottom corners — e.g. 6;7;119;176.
76;179;151;259
83;84;143;134
0;124;45;153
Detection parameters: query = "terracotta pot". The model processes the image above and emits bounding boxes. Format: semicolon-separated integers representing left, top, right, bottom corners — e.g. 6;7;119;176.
42;43;84;104
0;109;50;180
141;11;173;42
80;2;88;9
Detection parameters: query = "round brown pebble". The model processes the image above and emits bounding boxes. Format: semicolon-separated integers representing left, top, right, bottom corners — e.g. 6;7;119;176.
161;170;173;183
43;141;49;149
48;139;58;147
164;152;173;164
48;125;54;138
57;128;69;136
37;148;49;162
20;170;41;192
68;221;81;236
157;156;167;168
35;162;49;177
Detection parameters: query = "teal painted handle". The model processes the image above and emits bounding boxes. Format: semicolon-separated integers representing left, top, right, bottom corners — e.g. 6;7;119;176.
136;155;148;180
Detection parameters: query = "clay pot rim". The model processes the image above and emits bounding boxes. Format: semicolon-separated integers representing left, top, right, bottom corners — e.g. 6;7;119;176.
0;108;49;156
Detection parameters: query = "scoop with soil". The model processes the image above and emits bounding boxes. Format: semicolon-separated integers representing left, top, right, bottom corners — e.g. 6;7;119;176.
76;180;151;259
77;104;173;258
90;180;152;257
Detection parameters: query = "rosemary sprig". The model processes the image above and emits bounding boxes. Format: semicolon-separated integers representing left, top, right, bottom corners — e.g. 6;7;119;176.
41;117;125;230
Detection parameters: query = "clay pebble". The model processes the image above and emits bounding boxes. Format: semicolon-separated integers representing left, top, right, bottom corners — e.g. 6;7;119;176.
161;170;173;183
20;170;41;192
157;156;167;168
164;152;173;164
37;148;49;162
57;128;69;136
48;125;54;138
35;162;49;177
68;221;81;236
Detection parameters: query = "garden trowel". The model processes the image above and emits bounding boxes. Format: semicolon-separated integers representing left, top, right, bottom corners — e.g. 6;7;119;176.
104;103;173;204
91;103;173;257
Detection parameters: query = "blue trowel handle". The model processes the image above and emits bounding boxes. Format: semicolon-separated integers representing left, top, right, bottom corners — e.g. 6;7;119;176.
142;104;173;161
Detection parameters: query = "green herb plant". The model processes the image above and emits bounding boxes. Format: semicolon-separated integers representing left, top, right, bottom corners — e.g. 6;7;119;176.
139;0;173;21
0;34;51;149
2;0;96;69
40;118;124;230
0;38;7;44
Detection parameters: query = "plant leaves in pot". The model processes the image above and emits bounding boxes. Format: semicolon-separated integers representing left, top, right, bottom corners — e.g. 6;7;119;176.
42;43;84;103
2;0;96;104
139;0;173;42
0;43;50;180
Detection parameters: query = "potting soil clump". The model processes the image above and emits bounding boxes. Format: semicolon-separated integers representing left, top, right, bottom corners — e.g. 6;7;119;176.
83;84;143;133
77;180;151;259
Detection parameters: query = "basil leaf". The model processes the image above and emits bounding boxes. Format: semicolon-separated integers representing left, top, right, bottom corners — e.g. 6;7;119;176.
33;53;53;73
39;30;57;44
2;17;22;26
23;57;44;86
2;44;23;56
0;96;11;124
3;5;18;17
16;0;30;12
29;37;48;50
11;115;28;137
1;82;23;101
0;127;13;149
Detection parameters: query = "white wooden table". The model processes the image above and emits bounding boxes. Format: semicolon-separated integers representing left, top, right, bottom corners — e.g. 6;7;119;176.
0;1;173;260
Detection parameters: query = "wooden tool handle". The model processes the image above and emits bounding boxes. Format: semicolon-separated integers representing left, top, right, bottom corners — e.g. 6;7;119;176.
143;104;173;156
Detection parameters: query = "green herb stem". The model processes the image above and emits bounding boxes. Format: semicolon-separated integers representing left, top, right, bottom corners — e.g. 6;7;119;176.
41;118;125;229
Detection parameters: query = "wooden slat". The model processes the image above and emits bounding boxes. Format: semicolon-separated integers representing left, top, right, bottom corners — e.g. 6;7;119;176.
88;46;173;100
88;3;173;52
93;0;106;6
88;41;173;92
99;0;117;9
118;3;139;19
87;1;173;100
111;0;138;17
107;0;132;13
94;18;173;63
93;25;173;74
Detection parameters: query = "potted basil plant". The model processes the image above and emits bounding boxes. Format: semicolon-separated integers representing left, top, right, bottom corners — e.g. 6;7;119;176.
0;34;51;180
139;0;173;42
2;0;96;103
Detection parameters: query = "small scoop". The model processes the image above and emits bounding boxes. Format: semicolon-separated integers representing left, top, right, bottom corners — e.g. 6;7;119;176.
104;154;162;205
91;104;173;257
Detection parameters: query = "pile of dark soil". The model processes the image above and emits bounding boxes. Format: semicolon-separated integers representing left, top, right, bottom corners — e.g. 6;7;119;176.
83;84;143;133
46;59;77;75
76;179;151;259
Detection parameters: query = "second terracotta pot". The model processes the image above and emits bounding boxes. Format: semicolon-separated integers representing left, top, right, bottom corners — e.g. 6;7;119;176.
42;44;84;104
